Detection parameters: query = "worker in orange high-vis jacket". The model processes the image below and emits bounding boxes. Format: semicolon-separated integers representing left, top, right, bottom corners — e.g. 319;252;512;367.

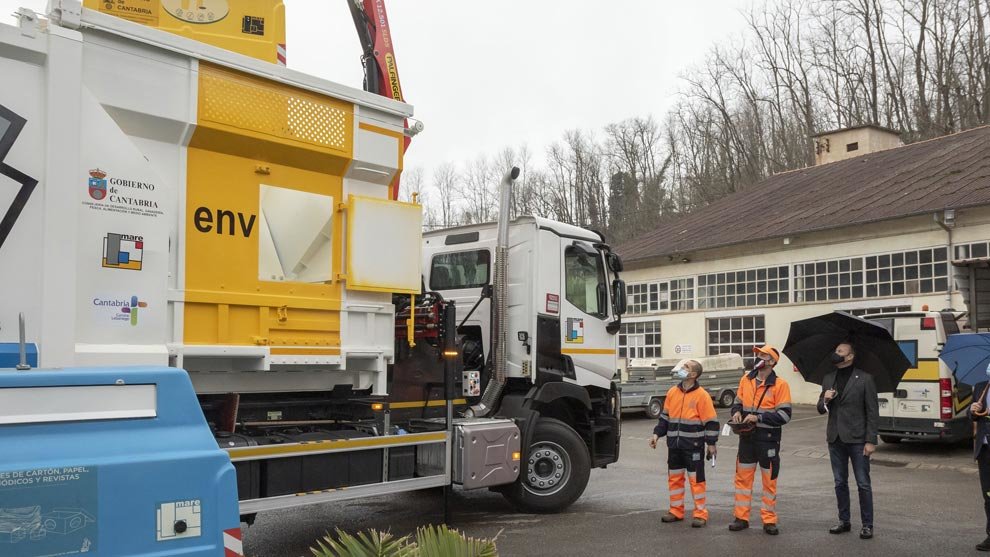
728;345;792;536
650;359;720;528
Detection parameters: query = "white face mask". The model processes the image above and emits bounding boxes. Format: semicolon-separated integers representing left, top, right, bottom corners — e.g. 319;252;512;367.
673;368;689;380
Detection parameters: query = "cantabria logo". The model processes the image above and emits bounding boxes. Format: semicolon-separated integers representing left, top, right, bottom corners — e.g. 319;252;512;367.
93;295;148;326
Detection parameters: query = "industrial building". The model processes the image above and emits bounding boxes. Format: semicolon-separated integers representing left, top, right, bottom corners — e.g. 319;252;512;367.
617;124;990;403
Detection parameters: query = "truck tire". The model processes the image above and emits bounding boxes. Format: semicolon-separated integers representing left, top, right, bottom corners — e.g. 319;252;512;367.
502;418;591;513
718;390;735;408
645;398;663;419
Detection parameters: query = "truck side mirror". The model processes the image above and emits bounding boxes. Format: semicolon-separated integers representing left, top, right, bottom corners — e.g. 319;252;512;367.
612;279;627;315
607;253;624;273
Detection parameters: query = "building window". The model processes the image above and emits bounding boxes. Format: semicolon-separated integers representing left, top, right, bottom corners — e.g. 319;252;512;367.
627;283;659;314
697;267;789;309
864;247;948;297
846;142;859;152
846;305;912;317
619;321;661;359
956;241;990;261
707;315;765;369
794;257;864;302
669;278;695;311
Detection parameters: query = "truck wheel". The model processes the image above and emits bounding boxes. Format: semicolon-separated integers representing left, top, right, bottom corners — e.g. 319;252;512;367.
880;435;902;444
502;418;591;513
645;398;663;419
718;390;735;408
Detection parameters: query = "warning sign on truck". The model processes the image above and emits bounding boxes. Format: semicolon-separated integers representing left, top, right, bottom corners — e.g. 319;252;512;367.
0;466;98;557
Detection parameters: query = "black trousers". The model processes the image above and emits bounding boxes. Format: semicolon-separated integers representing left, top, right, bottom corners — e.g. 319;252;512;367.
979;446;990;535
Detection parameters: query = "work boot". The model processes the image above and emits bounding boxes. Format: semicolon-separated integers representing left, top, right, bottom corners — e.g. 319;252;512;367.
661;512;683;523
829;522;851;534
764;524;779;535
860;526;873;540
691;518;707;528
728;519;749;531
977;536;990;551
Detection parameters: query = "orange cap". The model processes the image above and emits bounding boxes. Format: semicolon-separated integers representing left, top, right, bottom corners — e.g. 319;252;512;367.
753;344;780;362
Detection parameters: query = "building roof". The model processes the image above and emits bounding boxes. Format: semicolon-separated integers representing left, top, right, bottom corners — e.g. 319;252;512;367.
618;125;990;264
810;123;902;137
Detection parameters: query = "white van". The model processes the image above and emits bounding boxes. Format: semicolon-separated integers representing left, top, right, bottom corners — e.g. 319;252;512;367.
869;310;969;443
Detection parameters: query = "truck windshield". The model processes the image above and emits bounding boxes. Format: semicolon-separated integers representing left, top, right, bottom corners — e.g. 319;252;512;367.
565;245;607;317
430;250;491;290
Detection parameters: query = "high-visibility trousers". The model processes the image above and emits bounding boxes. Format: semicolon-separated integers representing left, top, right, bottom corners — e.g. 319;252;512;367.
733;438;780;525
667;448;708;520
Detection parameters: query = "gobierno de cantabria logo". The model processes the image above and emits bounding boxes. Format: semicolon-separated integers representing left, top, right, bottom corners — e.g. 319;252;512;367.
88;168;107;200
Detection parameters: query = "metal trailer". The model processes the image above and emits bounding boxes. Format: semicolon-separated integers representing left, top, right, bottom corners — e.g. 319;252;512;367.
621;354;747;418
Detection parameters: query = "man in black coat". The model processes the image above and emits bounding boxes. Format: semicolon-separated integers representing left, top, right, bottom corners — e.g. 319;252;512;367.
970;378;990;552
816;341;878;540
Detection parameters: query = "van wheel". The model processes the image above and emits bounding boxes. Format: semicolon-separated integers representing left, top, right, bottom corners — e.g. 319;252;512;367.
718;390;735;408
645;398;663;419
880;435;902;444
502;418;591;513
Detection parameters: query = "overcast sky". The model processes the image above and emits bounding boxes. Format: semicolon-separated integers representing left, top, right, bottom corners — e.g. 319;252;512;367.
3;0;758;176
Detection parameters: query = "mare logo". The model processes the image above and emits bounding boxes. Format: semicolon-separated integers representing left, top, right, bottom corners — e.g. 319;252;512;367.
88;168;108;200
102;233;143;271
93;295;148;326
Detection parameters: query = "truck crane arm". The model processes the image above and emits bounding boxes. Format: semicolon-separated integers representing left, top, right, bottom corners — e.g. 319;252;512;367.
348;0;411;200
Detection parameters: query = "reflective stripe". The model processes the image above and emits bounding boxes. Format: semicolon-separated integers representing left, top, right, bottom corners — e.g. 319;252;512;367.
763;503;776;510
669;468;686;474
670;488;686;496
659;414;670;422
760;465;772;472
667;418;705;426
671;430;705;438
735;489;751;496
738;462;758;470
763;493;777;501
695;504;706;510
777;409;792;422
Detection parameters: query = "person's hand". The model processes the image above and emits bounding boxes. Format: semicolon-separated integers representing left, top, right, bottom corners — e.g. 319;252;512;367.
863;443;876;457
706;444;717;458
731;412;742;423
823;389;837;402
649;435;658;450
743;413;759;425
973;401;985;414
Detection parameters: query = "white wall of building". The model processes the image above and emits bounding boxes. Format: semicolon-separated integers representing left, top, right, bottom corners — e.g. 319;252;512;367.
619;206;990;404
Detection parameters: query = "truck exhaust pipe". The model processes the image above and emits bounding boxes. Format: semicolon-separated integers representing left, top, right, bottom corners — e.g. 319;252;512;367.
468;166;519;418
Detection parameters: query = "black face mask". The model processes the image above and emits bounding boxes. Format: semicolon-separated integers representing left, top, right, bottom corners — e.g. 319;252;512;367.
830;352;845;364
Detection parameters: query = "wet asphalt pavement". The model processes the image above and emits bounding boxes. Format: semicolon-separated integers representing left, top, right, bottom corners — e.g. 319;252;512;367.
244;406;983;556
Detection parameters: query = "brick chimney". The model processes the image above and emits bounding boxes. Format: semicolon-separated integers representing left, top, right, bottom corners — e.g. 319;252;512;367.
811;124;902;166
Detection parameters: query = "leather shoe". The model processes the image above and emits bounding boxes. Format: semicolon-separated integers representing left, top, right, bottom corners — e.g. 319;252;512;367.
691;518;707;528
977;536;990;551
764;524;779;535
829;522;851;534
661;512;683;523
728;519;749;531
860;526;873;539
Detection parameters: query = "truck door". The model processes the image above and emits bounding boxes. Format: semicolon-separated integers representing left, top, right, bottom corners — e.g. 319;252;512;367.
559;240;615;386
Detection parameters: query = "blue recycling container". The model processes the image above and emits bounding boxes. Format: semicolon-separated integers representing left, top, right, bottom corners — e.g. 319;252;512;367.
0;367;241;556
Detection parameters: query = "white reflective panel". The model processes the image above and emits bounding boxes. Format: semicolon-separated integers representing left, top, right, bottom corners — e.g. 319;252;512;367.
0;384;157;424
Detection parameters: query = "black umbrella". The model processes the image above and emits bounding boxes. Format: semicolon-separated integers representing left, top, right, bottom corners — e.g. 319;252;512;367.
782;311;912;393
